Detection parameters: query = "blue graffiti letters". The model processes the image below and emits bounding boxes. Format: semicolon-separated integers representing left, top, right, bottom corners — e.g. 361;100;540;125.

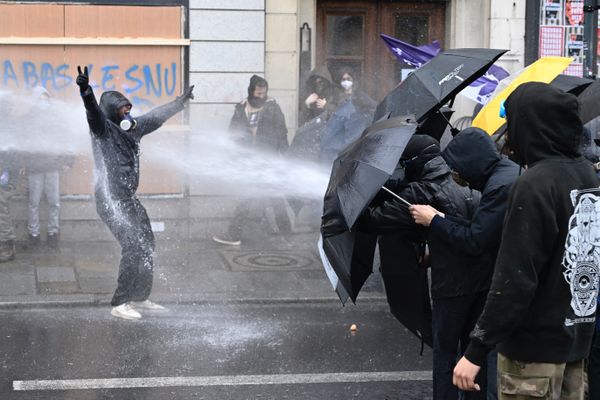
0;61;178;101
101;65;119;91
2;60;18;87
124;65;143;94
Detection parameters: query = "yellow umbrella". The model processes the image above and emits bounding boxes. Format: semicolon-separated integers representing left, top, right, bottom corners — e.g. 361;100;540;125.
472;56;573;135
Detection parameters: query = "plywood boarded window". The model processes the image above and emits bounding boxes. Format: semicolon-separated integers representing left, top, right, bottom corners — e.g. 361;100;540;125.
0;3;189;195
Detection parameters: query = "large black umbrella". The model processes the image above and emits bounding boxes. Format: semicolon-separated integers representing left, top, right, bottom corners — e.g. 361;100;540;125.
319;116;417;303
374;48;508;122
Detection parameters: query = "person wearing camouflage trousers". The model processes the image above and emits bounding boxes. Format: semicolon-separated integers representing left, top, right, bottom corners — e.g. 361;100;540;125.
0;168;15;262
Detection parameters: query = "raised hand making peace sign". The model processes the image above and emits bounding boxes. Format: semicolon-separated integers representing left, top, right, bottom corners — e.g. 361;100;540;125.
76;65;89;92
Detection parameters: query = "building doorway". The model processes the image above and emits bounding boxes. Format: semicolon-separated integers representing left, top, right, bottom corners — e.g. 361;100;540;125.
316;0;446;102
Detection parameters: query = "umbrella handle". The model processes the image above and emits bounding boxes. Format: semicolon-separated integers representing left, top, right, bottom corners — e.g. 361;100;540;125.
381;186;412;207
435;106;459;136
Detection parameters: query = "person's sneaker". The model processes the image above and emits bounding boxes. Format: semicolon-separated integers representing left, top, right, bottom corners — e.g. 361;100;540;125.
47;233;59;249
110;303;142;320
28;234;40;248
129;300;167;311
212;235;241;246
0;240;15;262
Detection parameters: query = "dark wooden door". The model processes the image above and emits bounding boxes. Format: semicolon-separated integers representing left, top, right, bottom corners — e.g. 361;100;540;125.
316;1;377;97
317;0;446;102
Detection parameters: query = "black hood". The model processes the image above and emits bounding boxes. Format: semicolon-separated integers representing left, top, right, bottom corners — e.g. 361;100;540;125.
442;127;502;192
505;81;582;166
307;65;333;98
99;91;132;124
247;74;268;98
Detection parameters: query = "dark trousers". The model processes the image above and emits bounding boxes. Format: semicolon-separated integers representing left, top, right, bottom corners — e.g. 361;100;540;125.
228;197;291;240
96;196;155;306
590;323;600;399
432;292;488;400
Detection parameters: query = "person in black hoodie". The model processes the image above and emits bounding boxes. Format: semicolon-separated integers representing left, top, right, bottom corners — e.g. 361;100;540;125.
76;66;194;320
580;124;600;400
453;82;599;399
358;134;487;400
299;65;339;126
409;127;520;400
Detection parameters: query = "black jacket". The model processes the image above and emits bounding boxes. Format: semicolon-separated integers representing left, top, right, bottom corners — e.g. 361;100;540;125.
358;156;485;299
229;98;288;154
80;88;186;200
465;82;600;366
430;127;519;263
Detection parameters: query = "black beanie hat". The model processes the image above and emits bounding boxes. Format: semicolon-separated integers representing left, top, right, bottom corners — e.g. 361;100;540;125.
248;75;268;98
401;134;440;161
401;135;441;182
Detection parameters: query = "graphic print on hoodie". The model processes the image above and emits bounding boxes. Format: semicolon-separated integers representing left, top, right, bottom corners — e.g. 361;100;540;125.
563;188;600;325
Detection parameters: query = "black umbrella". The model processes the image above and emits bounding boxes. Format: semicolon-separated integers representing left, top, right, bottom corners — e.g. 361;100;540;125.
318;231;377;304
319;116;417;303
374;48;508;122
416;106;455;141
578;79;600;125
322;116;417;235
491;75;596;140
378;235;433;348
550;74;593;96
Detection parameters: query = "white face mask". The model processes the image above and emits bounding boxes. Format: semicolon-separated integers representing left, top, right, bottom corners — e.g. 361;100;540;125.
341;80;353;90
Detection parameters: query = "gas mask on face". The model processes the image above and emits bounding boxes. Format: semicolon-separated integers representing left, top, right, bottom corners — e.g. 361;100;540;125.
340;79;353;91
120;113;137;131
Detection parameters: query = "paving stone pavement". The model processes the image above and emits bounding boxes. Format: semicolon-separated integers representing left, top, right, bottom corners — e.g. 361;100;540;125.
0;230;385;307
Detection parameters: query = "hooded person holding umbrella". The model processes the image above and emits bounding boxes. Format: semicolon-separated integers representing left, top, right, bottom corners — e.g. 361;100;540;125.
76;66;194;320
356;134;490;400
409;127;520;399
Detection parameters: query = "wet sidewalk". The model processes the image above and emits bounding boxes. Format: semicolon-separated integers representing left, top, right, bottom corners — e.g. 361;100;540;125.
0;230;385;308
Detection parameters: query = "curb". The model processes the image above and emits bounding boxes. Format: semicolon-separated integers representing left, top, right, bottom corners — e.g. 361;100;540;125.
0;293;388;309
